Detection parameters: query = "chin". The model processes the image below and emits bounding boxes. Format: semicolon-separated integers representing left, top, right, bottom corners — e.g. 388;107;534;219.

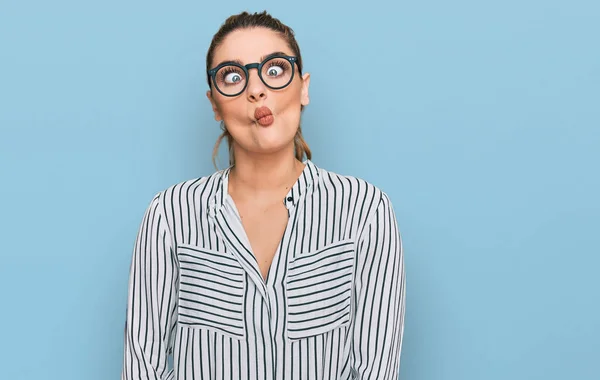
254;140;295;155
229;122;297;155
253;126;296;148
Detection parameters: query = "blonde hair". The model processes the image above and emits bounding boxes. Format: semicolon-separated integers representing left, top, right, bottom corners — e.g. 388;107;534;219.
206;11;312;169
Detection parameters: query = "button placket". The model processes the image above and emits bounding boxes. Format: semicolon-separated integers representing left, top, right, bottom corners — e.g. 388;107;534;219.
283;195;294;210
207;198;218;218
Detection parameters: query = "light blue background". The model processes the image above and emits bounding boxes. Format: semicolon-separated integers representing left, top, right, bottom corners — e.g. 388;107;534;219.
1;0;598;379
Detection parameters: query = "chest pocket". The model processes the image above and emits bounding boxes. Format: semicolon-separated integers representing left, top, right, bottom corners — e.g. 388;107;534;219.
177;244;245;339
286;240;355;340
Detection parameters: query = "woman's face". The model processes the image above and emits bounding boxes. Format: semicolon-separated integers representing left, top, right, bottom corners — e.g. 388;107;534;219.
207;27;310;158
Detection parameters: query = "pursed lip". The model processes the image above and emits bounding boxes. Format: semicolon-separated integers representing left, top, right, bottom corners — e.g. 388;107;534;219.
254;106;272;120
254;106;274;127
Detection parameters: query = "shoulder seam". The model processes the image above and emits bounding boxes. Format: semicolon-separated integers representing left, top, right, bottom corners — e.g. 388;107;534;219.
355;190;386;245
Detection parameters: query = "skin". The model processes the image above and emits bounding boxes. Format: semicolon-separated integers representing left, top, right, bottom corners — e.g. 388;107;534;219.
206;27;311;280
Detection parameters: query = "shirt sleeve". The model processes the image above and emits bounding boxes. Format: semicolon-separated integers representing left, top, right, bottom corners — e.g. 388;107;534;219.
351;193;406;379
121;193;179;380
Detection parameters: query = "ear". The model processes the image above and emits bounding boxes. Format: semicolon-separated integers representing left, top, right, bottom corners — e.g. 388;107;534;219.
300;72;310;106
206;90;223;121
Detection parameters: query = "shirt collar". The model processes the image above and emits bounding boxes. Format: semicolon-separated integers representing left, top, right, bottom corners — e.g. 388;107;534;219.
209;159;320;214
281;159;320;209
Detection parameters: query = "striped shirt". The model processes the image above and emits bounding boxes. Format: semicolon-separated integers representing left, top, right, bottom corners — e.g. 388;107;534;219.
121;159;405;380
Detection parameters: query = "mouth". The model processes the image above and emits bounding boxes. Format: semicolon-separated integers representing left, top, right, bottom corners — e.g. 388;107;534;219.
254;106;274;127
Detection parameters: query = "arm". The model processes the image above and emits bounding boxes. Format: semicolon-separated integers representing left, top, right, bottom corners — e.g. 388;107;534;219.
121;193;179;380
351;194;406;379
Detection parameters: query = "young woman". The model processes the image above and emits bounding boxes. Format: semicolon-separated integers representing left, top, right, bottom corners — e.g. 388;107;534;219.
122;11;405;380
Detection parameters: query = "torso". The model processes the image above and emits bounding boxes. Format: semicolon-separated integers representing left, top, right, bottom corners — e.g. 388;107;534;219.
125;160;401;380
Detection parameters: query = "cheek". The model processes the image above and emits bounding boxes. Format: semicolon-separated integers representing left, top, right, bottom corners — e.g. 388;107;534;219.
277;87;303;119
219;99;248;123
277;104;301;135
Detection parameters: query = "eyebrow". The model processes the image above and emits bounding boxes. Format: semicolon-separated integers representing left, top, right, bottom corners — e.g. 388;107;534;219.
212;51;289;68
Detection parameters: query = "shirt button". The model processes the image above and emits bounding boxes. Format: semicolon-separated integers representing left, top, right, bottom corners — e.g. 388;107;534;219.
287;197;293;202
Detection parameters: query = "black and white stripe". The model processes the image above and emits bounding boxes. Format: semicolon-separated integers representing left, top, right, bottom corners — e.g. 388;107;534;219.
121;160;406;380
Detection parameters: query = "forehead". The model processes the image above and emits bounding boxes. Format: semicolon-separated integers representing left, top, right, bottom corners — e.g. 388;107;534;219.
211;27;293;66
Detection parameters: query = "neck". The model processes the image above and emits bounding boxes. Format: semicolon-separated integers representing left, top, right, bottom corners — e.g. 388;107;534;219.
228;144;305;198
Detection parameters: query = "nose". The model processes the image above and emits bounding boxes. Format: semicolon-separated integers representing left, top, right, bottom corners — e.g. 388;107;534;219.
246;69;267;102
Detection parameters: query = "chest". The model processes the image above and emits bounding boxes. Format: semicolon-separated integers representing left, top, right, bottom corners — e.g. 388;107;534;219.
235;200;289;280
176;234;357;341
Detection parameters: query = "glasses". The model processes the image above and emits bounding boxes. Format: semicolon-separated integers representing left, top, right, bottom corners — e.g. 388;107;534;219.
207;54;298;97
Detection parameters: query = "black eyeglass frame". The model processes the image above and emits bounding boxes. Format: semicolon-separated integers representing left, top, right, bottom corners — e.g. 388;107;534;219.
207;54;298;97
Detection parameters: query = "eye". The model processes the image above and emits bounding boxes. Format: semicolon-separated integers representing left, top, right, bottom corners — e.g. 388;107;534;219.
266;65;284;77
224;72;243;84
217;66;245;86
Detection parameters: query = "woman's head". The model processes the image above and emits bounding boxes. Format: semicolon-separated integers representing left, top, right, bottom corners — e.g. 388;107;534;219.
205;11;311;168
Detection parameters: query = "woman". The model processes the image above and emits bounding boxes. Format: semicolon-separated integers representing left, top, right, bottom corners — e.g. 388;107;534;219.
122;11;405;380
